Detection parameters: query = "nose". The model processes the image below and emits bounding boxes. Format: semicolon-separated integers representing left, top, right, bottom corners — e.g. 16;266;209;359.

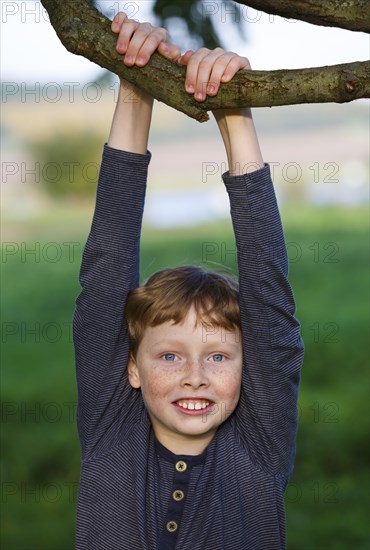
181;359;210;390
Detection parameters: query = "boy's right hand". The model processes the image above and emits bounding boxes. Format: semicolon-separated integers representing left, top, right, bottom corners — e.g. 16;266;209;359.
111;11;181;68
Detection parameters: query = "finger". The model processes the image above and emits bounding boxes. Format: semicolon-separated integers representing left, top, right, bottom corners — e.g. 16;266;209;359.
158;42;181;62
123;22;154;65
111;11;127;33
184;48;211;95
204;52;235;96
116;19;140;55
177;50;194;65
220;56;251;82
193;48;226;101
127;27;169;66
206;52;239;95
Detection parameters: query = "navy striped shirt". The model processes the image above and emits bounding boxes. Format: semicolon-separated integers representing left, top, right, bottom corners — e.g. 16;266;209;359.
73;144;304;549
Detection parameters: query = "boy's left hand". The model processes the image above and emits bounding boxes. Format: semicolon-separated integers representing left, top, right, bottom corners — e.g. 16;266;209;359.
178;48;251;102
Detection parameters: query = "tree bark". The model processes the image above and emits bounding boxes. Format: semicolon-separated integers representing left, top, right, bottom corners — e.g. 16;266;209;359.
235;0;370;33
40;0;370;122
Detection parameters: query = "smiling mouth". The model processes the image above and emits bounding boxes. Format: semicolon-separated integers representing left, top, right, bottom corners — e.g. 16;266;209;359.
177;400;210;410
172;400;216;415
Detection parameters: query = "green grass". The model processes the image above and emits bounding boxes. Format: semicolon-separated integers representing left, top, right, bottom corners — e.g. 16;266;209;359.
1;205;369;549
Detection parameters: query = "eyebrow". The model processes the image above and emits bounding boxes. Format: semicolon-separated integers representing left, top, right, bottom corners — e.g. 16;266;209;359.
151;340;185;349
150;339;241;350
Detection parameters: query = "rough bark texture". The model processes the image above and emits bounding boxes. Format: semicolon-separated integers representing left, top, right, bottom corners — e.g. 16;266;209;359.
236;0;370;33
40;0;370;122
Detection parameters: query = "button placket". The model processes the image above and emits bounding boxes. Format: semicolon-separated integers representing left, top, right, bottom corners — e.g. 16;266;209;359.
159;459;190;548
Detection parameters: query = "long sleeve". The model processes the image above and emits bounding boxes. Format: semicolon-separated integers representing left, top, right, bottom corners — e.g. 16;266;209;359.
223;164;304;476
73;144;151;460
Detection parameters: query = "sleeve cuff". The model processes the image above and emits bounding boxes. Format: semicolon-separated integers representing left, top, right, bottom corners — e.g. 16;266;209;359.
103;143;152;166
222;163;273;198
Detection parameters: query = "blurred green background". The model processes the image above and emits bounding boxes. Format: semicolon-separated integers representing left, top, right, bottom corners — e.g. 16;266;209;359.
2;196;369;549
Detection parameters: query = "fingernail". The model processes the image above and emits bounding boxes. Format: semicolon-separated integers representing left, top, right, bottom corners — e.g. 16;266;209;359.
186;83;194;92
195;92;203;101
207;84;215;94
124;55;133;65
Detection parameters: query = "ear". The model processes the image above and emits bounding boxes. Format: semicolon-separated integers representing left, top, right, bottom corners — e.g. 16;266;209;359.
127;355;141;389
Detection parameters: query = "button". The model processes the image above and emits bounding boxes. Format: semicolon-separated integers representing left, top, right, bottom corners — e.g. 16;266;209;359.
166;520;178;533
172;489;185;502
175;460;187;472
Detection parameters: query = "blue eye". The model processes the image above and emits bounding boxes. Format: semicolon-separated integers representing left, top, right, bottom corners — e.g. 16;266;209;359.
162;353;176;361
211;354;225;362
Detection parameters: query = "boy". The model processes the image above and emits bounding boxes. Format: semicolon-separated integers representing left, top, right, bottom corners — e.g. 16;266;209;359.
73;11;304;550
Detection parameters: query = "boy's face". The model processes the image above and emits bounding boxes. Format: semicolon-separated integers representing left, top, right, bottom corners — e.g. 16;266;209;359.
128;306;242;455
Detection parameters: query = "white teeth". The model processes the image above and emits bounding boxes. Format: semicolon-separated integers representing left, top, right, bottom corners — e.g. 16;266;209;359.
177;400;210;410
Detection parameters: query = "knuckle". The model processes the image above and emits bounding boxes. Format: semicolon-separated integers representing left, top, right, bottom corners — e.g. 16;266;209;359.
153;28;167;40
135;29;150;41
124;21;137;32
199;58;210;69
196;47;211;57
140;22;152;32
228;56;240;66
145;35;160;48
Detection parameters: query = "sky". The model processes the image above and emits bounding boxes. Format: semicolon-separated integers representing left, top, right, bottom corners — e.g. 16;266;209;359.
1;0;369;84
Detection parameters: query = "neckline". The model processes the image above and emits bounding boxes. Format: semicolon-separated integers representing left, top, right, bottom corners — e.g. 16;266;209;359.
154;434;209;466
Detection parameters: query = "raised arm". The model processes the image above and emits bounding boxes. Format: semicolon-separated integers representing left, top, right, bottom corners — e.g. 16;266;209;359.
181;49;304;474
73;13;180;459
178;47;263;174
221;124;304;476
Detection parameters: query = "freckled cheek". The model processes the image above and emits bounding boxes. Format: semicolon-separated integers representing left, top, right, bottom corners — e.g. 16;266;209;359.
215;369;242;403
142;368;179;399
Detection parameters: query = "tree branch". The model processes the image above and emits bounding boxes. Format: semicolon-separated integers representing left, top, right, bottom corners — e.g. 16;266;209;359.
234;0;370;33
41;0;370;122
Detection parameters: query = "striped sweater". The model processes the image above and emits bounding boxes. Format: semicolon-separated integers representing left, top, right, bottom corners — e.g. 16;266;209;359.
73;144;304;550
